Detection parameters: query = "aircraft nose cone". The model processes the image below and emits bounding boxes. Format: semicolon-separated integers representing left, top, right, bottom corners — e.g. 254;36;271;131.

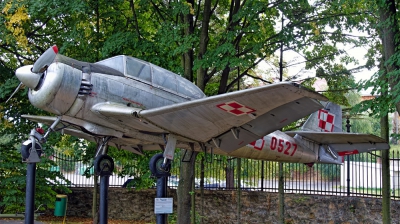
15;65;41;89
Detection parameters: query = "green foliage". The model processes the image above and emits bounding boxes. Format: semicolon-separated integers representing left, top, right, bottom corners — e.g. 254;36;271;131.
77;142;158;190
58;160;76;173
0;129;71;213
316;164;340;181
389;145;400;158
355;64;395;117
0;0;392;217
346;90;385;136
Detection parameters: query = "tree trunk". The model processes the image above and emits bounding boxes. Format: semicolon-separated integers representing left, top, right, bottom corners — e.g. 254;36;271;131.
378;2;397;221
177;150;198;224
225;159;235;190
218;66;231;94
176;1;198;223
378;0;400;113
183;0;194;82
93;174;99;224
196;0;212;90
379;61;391;223
381;114;391;224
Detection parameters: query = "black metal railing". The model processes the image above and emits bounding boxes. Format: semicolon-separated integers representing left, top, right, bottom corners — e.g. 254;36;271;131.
46;150;400;199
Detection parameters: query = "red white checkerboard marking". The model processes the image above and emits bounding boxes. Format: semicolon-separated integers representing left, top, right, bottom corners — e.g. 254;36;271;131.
216;101;256;116
318;109;335;132
249;138;264;150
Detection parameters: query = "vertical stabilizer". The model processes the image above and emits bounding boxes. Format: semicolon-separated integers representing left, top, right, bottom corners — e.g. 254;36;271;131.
301;102;342;133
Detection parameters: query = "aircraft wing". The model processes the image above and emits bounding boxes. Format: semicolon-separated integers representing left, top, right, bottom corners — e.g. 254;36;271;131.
24;83;329;154
285;131;390;155
137;82;327;152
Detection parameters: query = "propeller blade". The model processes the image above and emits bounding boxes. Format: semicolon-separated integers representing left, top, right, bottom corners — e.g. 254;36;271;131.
31;45;58;73
5;82;23;103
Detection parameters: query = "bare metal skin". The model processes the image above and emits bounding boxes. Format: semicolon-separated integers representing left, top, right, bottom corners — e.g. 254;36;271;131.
16;46;389;164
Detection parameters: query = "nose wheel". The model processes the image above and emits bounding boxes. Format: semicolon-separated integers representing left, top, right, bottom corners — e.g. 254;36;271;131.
20;140;42;162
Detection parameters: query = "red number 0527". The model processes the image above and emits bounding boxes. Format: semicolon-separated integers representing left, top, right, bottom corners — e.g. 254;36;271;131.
270;137;297;156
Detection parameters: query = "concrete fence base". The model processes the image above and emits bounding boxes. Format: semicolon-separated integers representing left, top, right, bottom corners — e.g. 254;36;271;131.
47;188;400;223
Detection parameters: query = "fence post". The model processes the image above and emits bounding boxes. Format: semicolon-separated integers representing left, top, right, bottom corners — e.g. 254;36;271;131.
346;114;351;196
278;162;284;223
237;158;241;224
261;161;264;191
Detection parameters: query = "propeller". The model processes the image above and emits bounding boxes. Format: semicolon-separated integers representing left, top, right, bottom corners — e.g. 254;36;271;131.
31;45;58;73
5;82;23;103
6;45;59;103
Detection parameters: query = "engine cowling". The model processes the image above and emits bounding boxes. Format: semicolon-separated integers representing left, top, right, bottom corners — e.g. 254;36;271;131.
28;63;82;115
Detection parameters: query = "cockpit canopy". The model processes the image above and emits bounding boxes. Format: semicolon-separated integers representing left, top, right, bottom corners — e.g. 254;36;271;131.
96;55;205;99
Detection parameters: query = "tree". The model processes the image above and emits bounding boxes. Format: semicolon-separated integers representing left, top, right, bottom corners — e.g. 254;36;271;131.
0;0;382;221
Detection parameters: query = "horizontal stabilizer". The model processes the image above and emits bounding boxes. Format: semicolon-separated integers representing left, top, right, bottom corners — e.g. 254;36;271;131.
286;131;390;155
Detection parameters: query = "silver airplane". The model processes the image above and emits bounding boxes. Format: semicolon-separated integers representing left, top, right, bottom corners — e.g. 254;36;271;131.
14;45;389;175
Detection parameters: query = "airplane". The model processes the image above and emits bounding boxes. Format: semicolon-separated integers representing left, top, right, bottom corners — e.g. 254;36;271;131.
13;45;389;172
12;45;389;224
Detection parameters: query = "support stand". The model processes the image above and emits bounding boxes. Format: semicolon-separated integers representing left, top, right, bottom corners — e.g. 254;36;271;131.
21;119;61;224
156;176;168;224
25;163;36;224
21;128;44;224
94;154;114;224
99;174;110;224
149;153;171;224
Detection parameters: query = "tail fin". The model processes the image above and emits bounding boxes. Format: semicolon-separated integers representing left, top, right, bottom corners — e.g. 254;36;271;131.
301;102;342;133
297;102;344;165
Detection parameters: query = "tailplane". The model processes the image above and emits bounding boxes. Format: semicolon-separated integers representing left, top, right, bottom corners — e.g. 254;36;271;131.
287;102;389;165
301;102;342;133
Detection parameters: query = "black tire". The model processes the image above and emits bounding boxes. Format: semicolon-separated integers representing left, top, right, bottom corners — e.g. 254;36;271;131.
20;140;42;159
94;154;114;175
149;153;170;177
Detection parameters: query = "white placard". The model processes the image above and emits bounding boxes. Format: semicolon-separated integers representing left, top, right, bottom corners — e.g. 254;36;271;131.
154;198;173;214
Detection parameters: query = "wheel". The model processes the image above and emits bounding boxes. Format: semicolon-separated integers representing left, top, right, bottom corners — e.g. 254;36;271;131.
20;140;42;160
94;154;114;176
149;153;170;177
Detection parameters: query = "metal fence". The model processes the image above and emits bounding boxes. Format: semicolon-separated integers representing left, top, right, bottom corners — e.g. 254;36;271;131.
48;150;400;199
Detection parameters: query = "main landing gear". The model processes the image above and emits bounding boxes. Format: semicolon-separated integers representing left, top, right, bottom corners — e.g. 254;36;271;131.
149;153;170;224
149;134;177;224
93;137;114;224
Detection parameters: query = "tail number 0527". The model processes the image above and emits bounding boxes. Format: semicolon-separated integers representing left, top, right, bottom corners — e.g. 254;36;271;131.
270;137;297;156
